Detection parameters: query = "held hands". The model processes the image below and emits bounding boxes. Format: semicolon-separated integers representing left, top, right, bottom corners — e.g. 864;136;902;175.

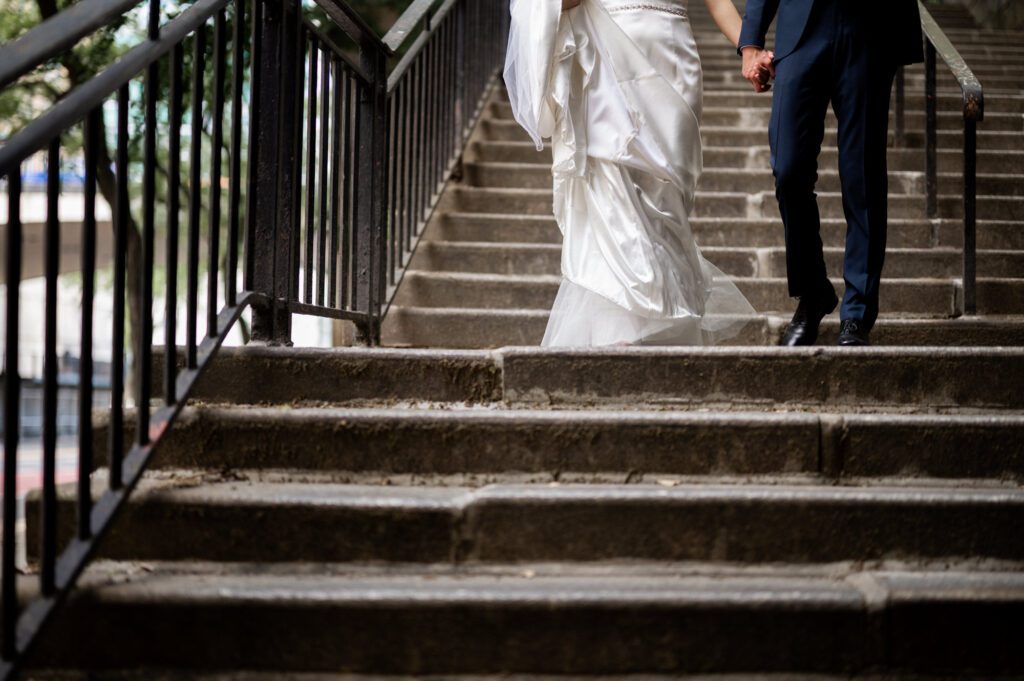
741;46;775;93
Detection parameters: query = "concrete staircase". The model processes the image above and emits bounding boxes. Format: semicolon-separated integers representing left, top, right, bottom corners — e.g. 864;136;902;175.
382;2;1024;348
25;344;1024;676
24;3;1024;679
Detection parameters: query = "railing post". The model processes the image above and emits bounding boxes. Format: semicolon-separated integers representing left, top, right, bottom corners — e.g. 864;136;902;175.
925;41;938;218
963;117;977;315
250;0;301;344
353;43;388;345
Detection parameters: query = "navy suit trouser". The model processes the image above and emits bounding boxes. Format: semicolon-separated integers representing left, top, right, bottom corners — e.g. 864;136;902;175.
768;0;898;328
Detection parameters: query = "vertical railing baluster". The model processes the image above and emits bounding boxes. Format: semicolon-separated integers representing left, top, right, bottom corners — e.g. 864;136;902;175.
288;3;303;311
110;85;129;491
423;42;434;210
456;2;466;148
387;92;397;287
412;59;424;241
304;36;318;305
381;89;392;303
329;59;342;308
397;80;408;259
317;45;331;307
925;42;937;218
405;61;416;254
138;55;158;447
208;11;227;337
371;50;388;343
432;35;443;195
442;18;453;173
227;0;245;307
963;118;977;315
167;44;184;405
78;109;99;540
350;79;363;316
2;170;23;659
244;0;263;293
149;0;160;38
340;75;353;309
41;138;60;596
187;27;206;368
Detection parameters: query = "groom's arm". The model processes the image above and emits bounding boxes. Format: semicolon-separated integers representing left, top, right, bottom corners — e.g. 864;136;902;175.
737;0;781;54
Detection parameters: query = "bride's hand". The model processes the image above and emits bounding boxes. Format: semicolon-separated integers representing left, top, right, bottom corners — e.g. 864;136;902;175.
562;0;581;11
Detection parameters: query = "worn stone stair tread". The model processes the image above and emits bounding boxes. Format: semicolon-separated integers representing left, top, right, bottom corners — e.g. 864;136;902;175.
395;271;1024;315
175;345;1024;408
64;475;1024;505
124;403;1024;479
383;307;1024;348
434;213;1024;250
410;241;1022;279
496;345;1024;409
51;557;1024;598
29;560;1024;673
463;162;1024;195
26;674;1024;681
33;475;1024;564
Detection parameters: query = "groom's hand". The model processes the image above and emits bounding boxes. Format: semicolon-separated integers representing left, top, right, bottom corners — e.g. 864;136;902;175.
741;46;775;93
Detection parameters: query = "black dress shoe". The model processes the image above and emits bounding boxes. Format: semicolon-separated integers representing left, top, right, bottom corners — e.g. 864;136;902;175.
837;319;870;346
780;283;839;347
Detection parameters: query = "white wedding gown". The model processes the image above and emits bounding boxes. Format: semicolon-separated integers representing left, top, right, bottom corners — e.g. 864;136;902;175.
504;0;757;346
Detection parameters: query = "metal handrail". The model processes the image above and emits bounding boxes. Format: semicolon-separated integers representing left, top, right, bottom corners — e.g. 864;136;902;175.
310;0;393;54
896;2;984;315
0;0;509;673
919;4;984;122
0;0;231;176
382;0;438;53
0;0;140;90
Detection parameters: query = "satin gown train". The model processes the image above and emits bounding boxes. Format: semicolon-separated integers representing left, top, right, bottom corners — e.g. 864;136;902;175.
504;0;756;346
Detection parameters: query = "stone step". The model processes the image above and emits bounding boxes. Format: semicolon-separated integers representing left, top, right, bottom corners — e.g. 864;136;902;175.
33;562;1024;674
485;101;1024;132
497;346;1024;409
463;162;1024;196
433;213;1024;251
68;667;1009;681
496;87;1024;114
493;83;1024;110
116;405;1024;481
411;241;1024;279
383;306;552;347
382;307;1024;349
468;141;1024;174
479;119;1024;151
394;271;1024;315
31;478;1024;563
701;72;1024;92
440;186;1024;221
697;60;1024;80
170;346;1024;410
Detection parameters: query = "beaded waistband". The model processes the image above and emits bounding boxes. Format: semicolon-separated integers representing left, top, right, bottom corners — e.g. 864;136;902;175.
604;3;688;17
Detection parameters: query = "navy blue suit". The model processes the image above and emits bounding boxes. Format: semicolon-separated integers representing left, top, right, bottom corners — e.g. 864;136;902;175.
739;0;923;328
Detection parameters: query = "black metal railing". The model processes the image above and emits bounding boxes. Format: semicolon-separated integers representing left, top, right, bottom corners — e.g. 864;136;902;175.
895;2;984;315
0;0;508;675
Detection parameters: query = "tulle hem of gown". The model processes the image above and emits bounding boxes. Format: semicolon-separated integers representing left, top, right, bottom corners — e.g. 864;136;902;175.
541;263;757;347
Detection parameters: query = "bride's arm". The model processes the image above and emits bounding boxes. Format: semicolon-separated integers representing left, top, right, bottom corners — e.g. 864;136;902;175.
562;0;581;10
703;0;743;47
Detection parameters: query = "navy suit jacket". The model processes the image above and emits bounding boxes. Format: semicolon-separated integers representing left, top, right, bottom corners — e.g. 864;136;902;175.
738;0;925;65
